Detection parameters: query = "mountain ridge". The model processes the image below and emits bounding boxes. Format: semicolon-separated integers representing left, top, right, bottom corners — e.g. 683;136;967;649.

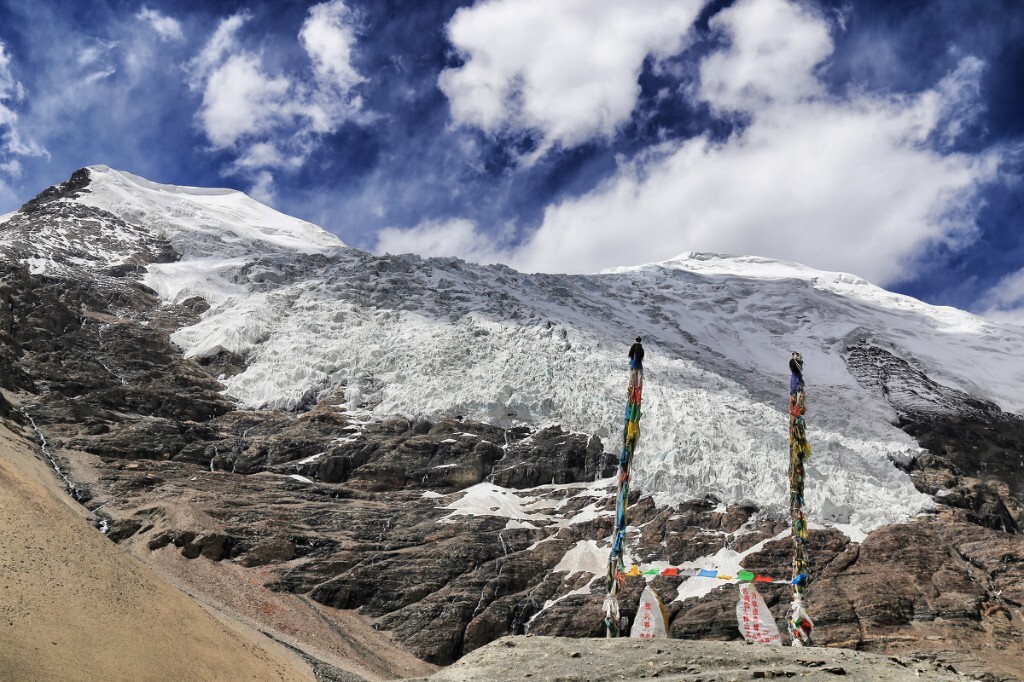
1;167;1022;680
6;167;1024;533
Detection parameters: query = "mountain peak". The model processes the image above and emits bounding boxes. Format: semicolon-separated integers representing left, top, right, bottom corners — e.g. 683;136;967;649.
605;250;872;289
0;166;349;278
78;166;347;258
86;165;237;197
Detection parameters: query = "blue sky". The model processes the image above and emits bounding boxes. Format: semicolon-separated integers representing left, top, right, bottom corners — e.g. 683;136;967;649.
0;0;1022;321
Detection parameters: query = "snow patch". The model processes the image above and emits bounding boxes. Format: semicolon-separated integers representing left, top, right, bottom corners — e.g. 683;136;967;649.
505;519;538;529
444;483;549;522
142;257;250;306
553;539;606;575
830;523;868;544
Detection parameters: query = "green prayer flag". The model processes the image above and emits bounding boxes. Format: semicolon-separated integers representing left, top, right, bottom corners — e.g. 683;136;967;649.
737;570;755;582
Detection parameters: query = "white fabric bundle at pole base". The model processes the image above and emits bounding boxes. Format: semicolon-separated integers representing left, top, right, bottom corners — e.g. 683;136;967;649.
630;585;669;639
736;583;782;645
603;595;620;639
787;596;814;646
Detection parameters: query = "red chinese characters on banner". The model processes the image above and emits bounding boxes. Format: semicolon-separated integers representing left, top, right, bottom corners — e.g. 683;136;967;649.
736;583;781;645
630;585;668;639
638;602;654;639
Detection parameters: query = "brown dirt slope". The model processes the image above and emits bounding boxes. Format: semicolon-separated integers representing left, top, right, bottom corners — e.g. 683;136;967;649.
0;421;312;682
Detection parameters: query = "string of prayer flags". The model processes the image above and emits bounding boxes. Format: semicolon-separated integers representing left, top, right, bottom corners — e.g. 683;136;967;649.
622;565;799;585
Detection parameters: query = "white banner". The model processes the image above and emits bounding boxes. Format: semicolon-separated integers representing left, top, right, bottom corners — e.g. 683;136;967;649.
736;583;782;645
630;585;669;639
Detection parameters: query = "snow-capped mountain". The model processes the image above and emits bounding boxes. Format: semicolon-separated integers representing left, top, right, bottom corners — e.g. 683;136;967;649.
4;167;1024;677
6;166;1024;537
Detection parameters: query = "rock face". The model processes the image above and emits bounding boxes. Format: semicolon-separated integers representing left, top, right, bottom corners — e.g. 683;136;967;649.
1;169;1024;681
847;344;1024;532
0;168;179;279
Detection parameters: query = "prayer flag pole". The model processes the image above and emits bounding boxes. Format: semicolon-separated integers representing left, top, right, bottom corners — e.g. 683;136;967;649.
787;352;814;645
604;339;645;637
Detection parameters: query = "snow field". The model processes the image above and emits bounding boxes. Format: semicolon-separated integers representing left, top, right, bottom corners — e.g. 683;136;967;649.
163;252;944;534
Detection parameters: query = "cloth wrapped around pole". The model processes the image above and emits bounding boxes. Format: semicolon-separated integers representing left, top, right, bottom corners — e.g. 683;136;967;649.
787;596;815;646
605;362;643;637
788;352;813;645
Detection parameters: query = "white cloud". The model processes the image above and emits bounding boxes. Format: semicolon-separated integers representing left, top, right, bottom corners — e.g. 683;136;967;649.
188;1;366;200
230;142;304;172
136;7;185;42
0;42;47;197
83;67;117;84
299;0;366;135
499;0;1005;285
248;170;276;205
699;0;832;112
77;40;118;68
72;40;122;85
933;55;987;146
199;53;291;148
300;0;363;92
0;159;22;177
438;0;706;156
0;48;25;102
977;267;1024;326
187;11;250;88
375;218;509;264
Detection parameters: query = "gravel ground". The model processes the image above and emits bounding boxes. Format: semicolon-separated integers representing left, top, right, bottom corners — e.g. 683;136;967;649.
412;636;974;682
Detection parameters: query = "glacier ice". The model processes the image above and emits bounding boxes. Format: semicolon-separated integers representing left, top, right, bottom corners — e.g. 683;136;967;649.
29;167;1024;539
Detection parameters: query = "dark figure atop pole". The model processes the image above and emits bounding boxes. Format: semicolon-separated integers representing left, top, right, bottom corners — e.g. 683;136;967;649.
628;336;644;390
628;336;644;369
789;351;803;389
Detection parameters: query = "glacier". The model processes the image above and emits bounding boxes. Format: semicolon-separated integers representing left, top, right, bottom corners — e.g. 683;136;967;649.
18;166;1024;537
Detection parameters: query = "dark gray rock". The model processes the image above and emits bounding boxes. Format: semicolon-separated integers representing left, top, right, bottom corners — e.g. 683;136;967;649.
847;344;1024;531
